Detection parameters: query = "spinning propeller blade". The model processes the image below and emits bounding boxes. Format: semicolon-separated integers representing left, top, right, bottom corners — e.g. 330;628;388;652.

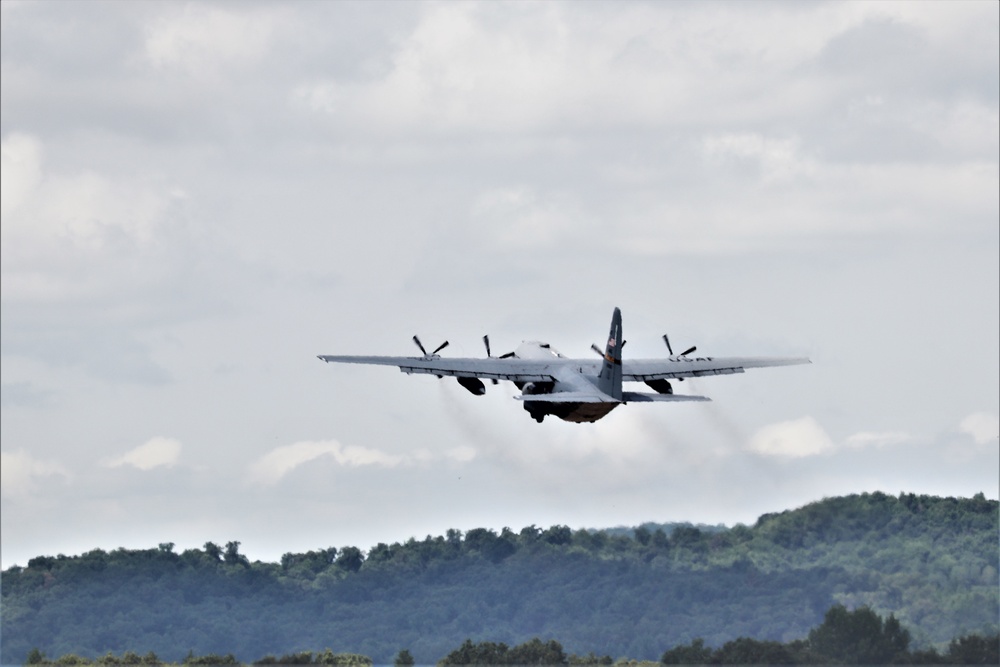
663;334;696;357
413;336;448;357
412;335;428;356
483;335;498;383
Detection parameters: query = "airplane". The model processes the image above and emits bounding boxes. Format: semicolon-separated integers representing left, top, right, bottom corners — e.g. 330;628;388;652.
318;307;809;423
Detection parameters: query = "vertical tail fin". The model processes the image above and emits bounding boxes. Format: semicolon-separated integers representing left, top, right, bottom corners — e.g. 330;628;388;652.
597;307;623;400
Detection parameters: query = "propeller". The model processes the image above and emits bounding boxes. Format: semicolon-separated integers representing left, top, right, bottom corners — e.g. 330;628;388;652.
413;335;449;357
485;334;517;360
663;334;696;357
482;335;498;384
591;340;626;357
663;333;696;382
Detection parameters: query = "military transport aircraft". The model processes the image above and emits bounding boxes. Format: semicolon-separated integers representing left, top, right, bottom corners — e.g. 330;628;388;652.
318;308;809;423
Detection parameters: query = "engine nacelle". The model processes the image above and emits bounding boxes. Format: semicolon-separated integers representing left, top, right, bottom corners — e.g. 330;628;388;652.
457;377;486;396
520;381;554;395
645;379;673;394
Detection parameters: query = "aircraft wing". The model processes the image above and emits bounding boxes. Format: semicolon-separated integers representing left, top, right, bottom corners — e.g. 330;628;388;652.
317;355;559;383
622;356;810;381
318;354;809;383
517;391;713;404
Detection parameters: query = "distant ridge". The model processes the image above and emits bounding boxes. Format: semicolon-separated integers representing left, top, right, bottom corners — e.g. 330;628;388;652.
2;492;997;663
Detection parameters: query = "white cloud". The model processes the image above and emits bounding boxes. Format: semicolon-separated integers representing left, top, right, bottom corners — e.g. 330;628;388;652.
1;450;71;499
105;437;182;471
144;5;279;73
0;133;165;247
1;133;174;304
475;409;703;491
247;440;406;486
702;134;815;184
446;446;477;463
289;1;994;136
471;187;588;249
747;416;835;459
959;412;999;445
0;133;42;220
845;431;912;449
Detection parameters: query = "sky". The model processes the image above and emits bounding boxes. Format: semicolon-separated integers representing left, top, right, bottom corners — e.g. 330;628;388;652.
1;0;997;570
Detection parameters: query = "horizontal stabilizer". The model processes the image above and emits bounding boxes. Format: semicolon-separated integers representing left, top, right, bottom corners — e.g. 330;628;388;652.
621;391;711;403
516;392;617;404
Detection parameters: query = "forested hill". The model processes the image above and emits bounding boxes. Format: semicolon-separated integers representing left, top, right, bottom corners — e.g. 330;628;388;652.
2;492;997;664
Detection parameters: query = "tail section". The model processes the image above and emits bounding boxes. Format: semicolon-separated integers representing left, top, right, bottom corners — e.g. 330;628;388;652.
597;307;623;400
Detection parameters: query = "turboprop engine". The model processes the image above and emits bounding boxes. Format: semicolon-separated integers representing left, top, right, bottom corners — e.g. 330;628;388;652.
457;377;486;396
644;379;673;394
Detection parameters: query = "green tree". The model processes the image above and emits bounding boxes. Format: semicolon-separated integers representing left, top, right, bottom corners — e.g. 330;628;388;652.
203;542;222;562
947;633;1000;664
336;546;364;572
439;639;509;665
394;649;415;667
661;638;713;665
314;650;371;666
184;653;238;665
224;541;249;567
651;528;668;549
711;638;796;664
274;651;312;664
808;604;909;664
507;638;567;665
519;525;541;543
542;525;572;546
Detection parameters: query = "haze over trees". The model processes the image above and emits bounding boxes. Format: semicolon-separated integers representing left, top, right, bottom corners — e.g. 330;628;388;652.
2;492;997;663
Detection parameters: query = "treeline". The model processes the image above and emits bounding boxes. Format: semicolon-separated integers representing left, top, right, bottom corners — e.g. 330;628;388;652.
22;649;372;666
3;492;997;663
660;605;999;664
23;606;1000;665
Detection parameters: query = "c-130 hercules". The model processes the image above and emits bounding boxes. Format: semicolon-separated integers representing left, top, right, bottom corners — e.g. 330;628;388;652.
318;308;809;423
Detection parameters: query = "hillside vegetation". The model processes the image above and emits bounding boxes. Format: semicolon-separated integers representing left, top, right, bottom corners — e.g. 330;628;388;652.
2;492;997;663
